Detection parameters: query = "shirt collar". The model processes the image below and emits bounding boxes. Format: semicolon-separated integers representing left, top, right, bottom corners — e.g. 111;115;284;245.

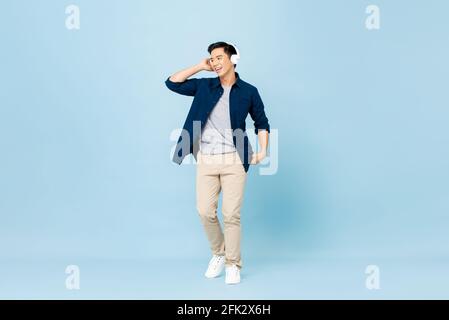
211;72;242;88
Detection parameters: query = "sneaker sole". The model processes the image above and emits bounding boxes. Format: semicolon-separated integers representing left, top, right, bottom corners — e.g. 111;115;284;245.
205;266;225;278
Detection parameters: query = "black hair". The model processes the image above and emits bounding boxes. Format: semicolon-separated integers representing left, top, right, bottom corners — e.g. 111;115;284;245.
207;41;237;68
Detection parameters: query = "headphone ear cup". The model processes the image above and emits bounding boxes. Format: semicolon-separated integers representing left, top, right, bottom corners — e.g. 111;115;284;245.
228;42;240;65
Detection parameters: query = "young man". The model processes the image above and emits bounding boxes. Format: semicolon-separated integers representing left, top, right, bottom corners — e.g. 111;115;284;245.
165;42;270;284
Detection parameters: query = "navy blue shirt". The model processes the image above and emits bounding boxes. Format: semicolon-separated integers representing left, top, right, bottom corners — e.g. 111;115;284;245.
165;72;270;172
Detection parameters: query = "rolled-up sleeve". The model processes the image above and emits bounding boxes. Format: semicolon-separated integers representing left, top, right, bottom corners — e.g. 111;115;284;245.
249;88;270;134
165;77;200;96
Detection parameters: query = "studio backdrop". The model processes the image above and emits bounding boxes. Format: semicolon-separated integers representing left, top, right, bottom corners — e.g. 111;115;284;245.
0;0;448;299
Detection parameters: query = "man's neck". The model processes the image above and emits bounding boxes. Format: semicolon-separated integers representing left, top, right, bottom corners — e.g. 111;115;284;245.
219;70;236;87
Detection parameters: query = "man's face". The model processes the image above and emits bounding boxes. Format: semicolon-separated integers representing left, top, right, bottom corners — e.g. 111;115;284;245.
209;47;234;76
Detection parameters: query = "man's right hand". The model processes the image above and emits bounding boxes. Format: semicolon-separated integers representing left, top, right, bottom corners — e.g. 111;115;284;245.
199;58;214;72
168;59;213;83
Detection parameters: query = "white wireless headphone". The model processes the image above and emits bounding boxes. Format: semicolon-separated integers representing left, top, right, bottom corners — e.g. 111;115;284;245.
227;42;240;65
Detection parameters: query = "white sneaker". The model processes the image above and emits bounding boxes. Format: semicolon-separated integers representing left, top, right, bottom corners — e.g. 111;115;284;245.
225;264;241;284
204;255;225;278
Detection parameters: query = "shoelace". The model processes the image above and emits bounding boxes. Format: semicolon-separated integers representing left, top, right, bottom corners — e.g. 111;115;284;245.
210;255;224;269
227;265;239;276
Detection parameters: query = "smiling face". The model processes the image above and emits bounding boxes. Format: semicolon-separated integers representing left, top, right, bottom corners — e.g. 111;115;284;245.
209;47;234;76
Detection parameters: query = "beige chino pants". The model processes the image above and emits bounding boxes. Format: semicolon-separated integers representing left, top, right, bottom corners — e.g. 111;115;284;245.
196;150;248;270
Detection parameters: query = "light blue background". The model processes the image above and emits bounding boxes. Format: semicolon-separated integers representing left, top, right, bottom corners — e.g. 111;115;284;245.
0;0;448;299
